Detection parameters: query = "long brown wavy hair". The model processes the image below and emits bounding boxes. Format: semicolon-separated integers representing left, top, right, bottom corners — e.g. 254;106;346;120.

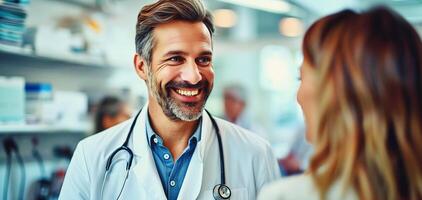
303;7;422;200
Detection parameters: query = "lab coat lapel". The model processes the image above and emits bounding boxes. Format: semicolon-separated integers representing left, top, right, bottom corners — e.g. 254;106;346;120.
199;110;215;159
131;103;167;199
177;110;215;200
177;147;203;200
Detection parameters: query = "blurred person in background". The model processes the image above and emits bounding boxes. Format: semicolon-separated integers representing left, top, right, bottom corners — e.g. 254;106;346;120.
94;96;132;132
223;84;268;140
259;6;422;200
222;85;312;176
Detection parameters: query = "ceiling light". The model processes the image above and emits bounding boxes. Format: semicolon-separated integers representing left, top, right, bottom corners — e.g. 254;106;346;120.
213;9;237;28
218;0;291;14
279;17;304;37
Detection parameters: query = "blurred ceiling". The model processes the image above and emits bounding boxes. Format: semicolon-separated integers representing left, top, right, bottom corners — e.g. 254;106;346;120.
53;0;422;24
46;0;422;40
206;0;422;39
290;0;422;23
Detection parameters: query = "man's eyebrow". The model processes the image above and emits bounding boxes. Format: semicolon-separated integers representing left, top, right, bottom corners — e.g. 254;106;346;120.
162;50;213;57
199;50;213;56
162;50;188;57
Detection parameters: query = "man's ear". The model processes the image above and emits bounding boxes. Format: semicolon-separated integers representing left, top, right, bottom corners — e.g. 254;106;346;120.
134;53;147;81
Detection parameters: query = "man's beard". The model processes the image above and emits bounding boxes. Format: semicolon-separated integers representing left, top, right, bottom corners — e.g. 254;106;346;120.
147;69;212;121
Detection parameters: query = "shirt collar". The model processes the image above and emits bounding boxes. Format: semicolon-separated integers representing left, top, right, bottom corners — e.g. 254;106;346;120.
145;109;202;147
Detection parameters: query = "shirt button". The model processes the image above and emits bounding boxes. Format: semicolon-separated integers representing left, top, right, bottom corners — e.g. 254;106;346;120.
163;153;170;160
170;180;176;187
153;138;158;144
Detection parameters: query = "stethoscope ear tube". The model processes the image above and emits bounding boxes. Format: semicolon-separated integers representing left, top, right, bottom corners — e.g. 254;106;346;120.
123;146;134;170
106;147;122;171
105;109;143;171
106;149;117;171
106;143;135;171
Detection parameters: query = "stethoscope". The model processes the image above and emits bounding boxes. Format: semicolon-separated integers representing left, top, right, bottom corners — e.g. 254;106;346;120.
101;108;232;200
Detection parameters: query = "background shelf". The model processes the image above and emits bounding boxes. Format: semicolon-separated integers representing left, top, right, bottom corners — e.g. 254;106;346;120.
0;46;113;69
0;124;90;134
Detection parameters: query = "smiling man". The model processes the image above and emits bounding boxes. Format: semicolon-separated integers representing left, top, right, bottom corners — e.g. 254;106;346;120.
59;1;280;200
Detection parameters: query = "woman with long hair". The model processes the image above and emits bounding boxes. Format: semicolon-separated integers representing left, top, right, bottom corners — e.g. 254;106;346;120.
259;7;422;200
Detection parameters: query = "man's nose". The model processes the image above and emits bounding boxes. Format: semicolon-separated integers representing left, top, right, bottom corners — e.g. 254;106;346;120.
180;60;202;85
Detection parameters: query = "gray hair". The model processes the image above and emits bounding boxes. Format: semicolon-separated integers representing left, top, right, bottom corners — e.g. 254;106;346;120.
135;0;214;67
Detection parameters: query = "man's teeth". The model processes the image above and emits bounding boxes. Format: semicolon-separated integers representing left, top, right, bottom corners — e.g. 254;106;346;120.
176;89;199;96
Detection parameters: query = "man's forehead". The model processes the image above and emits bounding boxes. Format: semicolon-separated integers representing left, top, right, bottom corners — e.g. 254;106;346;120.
158;43;212;55
153;21;212;49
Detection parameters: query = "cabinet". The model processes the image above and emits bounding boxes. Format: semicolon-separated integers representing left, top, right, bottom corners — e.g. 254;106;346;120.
0;1;143;198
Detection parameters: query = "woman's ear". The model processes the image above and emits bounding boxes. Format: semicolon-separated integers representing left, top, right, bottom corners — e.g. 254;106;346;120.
134;53;147;80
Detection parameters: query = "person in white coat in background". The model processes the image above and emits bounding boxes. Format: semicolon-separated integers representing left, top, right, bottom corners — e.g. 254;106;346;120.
222;84;269;141
59;0;280;200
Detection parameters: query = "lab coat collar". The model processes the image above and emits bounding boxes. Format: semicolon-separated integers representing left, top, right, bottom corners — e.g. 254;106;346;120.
131;103;214;159
145;109;203;147
131;103;166;199
131;102;215;199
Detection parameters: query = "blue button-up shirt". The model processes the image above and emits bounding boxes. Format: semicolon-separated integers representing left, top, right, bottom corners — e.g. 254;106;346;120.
146;113;202;200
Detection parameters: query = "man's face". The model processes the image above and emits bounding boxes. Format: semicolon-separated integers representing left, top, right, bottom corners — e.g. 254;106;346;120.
146;20;214;121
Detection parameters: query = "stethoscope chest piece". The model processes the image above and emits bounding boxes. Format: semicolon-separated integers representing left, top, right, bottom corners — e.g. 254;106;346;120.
213;184;231;200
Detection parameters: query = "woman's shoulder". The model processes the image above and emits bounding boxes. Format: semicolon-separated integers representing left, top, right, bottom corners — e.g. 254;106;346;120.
258;174;359;200
258;174;319;200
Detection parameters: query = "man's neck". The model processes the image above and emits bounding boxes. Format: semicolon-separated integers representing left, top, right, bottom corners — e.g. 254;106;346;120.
148;100;199;160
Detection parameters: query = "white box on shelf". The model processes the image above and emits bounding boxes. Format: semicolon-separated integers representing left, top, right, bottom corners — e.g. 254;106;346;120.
0;76;25;124
54;91;88;127
25;82;56;124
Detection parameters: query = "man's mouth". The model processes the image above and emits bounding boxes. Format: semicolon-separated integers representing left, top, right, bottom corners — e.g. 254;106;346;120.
165;80;209;103
175;88;200;97
169;87;204;103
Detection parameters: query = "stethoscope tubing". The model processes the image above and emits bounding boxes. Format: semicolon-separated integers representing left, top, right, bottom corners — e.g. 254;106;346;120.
102;108;228;199
205;109;226;185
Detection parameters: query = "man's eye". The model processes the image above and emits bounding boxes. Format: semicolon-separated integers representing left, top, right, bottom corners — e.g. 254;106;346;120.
168;56;183;63
196;57;211;66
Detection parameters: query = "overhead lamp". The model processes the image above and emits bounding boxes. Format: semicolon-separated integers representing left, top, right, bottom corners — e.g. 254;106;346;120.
279;17;304;37
213;9;237;28
218;0;291;14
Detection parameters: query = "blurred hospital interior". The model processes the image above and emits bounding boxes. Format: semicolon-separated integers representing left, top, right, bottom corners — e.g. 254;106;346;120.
1;0;422;199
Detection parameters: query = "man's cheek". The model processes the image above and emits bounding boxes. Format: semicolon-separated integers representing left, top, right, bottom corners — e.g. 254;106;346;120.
161;82;169;96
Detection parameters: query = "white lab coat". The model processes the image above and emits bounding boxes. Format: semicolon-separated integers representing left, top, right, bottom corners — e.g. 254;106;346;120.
59;104;280;200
